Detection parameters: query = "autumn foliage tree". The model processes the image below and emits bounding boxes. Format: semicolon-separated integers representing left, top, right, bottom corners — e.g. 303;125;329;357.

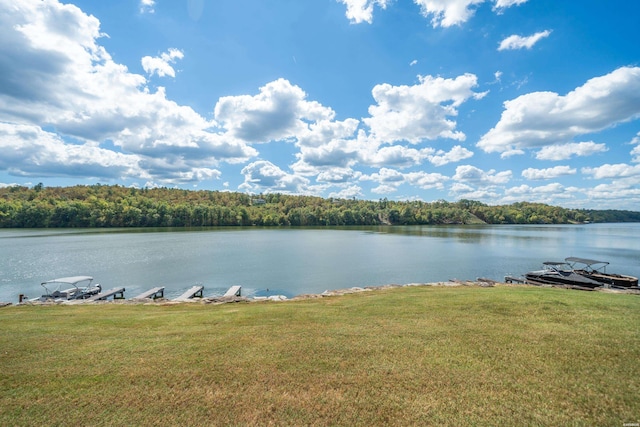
0;184;637;228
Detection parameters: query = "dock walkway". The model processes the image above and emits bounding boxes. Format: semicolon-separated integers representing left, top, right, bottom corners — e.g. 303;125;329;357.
172;285;204;302
223;285;242;297
132;287;165;300
84;287;126;302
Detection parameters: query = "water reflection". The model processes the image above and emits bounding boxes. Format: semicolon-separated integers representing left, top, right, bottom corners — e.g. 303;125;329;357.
372;224;570;243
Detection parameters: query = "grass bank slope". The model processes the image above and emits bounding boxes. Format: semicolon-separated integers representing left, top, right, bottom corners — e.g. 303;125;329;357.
1;286;639;426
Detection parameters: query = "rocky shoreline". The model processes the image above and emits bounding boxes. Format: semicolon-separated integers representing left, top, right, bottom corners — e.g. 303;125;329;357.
3;280;491;306
4;278;639;307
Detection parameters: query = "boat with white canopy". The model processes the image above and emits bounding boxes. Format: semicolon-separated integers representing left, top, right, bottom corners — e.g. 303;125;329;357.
524;261;603;288
565;257;638;288
33;276;102;302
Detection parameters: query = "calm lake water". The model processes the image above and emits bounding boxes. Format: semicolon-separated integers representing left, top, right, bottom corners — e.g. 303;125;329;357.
1;224;639;302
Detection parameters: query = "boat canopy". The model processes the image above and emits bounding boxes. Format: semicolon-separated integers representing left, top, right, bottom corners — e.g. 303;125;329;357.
565;257;609;266
565;257;610;273
41;276;94;286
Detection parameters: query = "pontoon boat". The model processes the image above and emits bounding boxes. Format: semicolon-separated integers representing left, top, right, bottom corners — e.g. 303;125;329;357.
565;257;638;288
525;262;603;288
35;276;102;301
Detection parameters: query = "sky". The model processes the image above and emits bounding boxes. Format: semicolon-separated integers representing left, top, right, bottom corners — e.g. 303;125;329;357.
1;0;639;210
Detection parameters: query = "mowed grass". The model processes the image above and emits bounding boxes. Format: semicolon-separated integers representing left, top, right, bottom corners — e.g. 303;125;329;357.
1;286;639;426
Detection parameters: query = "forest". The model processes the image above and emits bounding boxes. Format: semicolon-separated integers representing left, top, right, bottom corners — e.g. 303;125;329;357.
1;184;639;228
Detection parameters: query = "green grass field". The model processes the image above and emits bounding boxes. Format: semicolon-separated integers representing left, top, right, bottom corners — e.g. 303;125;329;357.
1;285;639;426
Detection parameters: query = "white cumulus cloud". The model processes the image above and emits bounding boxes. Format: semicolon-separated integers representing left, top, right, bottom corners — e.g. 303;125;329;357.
586;179;640;205
140;0;155;14
535;141;608;161
0;0;254;186
477;67;640;157
521;166;576;180
405;171;449;189
0;122;142;180
630;132;640;163
240;160;309;193
493;0;528;9
505;183;570;201
361;144;435;169
141;48;184;78
428;145;474;166
328;185;364;199
414;0;528;28
453;164;512;184
414;0;485;28
361;167;449;193
449;182;501;201
340;0;527;27
498;30;551;51
364;73;484;144
214;78;335;143
337;0;391;24
582;163;640;180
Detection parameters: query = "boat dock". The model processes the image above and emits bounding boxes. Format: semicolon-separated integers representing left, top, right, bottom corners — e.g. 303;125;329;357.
19;284;247;304
84;287;126;302
172;285;204;302
132;287;165;300
223;285;242;297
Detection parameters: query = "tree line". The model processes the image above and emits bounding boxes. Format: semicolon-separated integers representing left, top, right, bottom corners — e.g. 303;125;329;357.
0;184;638;228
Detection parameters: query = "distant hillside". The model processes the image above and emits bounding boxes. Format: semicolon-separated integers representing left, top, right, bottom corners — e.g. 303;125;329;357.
1;184;639;228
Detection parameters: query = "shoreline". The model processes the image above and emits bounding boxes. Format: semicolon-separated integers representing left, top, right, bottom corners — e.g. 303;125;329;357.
5;279;640;307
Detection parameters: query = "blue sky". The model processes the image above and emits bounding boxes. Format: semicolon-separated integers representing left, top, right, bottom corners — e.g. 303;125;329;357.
1;0;639;209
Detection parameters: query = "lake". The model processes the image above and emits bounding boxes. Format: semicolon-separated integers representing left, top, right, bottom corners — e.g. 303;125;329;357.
1;224;638;303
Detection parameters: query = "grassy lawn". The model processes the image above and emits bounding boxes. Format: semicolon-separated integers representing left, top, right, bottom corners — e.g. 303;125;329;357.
1;285;639;426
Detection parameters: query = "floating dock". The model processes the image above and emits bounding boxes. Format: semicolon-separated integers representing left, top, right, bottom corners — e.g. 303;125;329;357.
132;287;165;300
223;285;242;297
84;287;126;302
172;285;204;302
